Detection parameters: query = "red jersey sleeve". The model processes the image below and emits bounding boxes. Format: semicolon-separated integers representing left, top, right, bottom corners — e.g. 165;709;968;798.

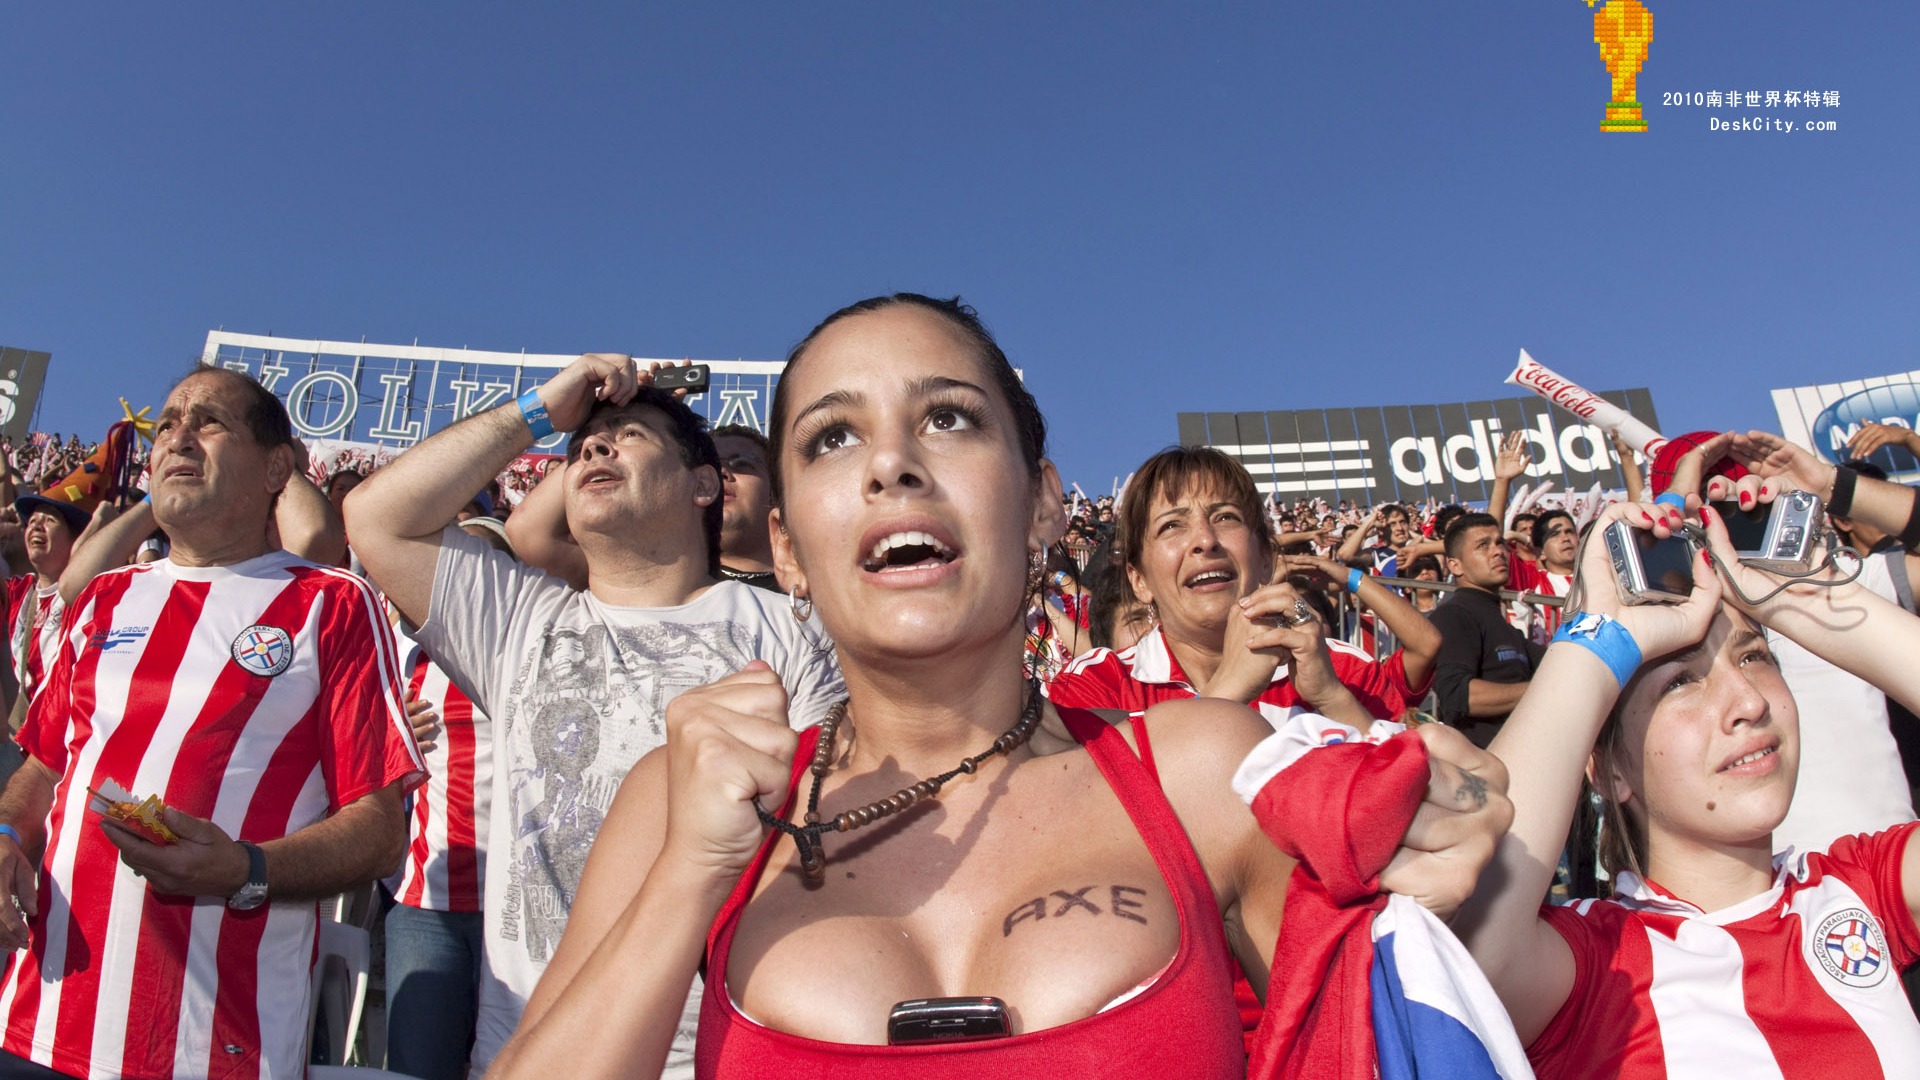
1506;553;1545;594
1382;648;1434;702
13;573;108;775
15;617;72;774
4;575;29;630
1530;900;1641;1074
1811;821;1920;969
1044;649;1143;713
1326;643;1406;721
312;569;426;811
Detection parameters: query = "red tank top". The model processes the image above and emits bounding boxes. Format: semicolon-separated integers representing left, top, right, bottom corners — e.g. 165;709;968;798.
695;707;1246;1079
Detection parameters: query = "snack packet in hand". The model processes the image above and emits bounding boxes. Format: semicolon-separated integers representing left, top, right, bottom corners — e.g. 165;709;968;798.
86;779;178;846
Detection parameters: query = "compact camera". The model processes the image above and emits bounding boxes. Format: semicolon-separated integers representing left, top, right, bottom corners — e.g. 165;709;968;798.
653;363;711;394
1603;518;1699;605
1710;490;1825;574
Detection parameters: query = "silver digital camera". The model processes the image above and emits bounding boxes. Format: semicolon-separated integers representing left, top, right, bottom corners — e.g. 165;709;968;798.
1711;490;1824;574
1603;519;1699;605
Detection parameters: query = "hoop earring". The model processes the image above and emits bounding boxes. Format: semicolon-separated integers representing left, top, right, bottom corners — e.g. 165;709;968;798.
790;586;813;623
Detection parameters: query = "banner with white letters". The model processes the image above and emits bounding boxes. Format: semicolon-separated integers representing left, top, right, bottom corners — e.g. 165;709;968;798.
0;346;53;442
202;331;785;452
1771;368;1920;483
1177;387;1660;505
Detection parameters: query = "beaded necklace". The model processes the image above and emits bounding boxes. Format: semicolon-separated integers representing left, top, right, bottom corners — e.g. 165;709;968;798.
755;681;1045;883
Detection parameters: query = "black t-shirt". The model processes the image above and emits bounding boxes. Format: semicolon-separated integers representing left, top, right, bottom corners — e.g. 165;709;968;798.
1427;586;1545;747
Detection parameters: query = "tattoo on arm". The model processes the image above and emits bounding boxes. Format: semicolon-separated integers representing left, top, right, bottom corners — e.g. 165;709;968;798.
1454;770;1489;810
1001;884;1153;937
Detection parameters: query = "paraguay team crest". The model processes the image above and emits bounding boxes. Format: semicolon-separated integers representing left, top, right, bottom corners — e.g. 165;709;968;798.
1814;908;1889;989
231;625;294;678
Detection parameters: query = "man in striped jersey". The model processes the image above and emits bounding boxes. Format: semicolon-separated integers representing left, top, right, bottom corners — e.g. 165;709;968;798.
347;353;842;1080
0;367;426;1080
381;526;507;1080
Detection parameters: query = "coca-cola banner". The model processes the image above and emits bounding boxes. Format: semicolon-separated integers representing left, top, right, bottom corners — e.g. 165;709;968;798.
1176;385;1661;505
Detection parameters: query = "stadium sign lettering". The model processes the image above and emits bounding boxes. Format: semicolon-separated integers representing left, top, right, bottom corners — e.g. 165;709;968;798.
200;331;785;449
1810;384;1920;462
1179;386;1659;505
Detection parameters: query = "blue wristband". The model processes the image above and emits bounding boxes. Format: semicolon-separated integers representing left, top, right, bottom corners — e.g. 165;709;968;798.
516;388;554;440
1347;567;1364;594
1654;493;1687;512
1552;611;1643;689
0;825;19;850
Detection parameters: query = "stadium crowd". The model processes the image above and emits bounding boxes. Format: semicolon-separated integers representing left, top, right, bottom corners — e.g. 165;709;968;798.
0;294;1918;1080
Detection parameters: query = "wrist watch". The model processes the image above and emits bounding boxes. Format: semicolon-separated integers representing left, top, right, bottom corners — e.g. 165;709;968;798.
227;841;268;911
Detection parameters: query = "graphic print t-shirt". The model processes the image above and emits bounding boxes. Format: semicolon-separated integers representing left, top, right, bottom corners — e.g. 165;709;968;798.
415;527;844;1079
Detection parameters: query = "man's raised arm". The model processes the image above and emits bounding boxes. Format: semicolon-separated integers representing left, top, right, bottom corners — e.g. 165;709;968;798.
347;353;640;624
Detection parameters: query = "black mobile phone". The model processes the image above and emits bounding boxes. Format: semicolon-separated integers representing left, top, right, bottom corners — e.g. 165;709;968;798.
653;364;710;394
886;997;1011;1045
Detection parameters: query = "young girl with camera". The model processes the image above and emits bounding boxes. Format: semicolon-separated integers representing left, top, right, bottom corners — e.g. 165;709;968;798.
1453;456;1920;1078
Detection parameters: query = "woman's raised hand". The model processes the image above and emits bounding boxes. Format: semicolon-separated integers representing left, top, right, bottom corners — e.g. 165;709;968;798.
1571;500;1722;664
660;660;801;880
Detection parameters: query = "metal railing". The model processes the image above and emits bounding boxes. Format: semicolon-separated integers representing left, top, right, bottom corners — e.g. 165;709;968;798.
1331;576;1564;664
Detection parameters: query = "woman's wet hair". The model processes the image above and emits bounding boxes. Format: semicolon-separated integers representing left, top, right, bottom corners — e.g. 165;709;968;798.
766;294;1047;506
1118;447;1271;574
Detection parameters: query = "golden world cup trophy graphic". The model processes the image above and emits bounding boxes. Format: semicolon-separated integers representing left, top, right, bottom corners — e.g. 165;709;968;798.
1588;0;1653;132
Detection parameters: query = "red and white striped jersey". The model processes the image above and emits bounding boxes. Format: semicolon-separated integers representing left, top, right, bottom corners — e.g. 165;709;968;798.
1046;625;1412;726
6;575;66;702
395;648;491;913
1506;558;1572;642
1531;822;1920;1079
0;551;426;1080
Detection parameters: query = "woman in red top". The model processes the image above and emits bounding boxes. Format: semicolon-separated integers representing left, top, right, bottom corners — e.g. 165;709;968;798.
1047;447;1428;727
490;294;1509;1080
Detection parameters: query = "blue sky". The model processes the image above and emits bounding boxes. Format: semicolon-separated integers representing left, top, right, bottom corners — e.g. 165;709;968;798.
3;2;1913;488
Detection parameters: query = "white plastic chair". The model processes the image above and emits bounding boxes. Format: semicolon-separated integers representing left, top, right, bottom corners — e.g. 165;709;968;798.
310;921;372;1066
323;881;382;929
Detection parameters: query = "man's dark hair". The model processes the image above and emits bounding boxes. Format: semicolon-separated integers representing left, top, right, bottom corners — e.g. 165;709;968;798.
1086;557;1147;651
1444;512;1503;560
179;366;295;450
710;424;769;457
567;387;723;575
1530;509;1575;551
767;294;1046;505
1432;504;1468;541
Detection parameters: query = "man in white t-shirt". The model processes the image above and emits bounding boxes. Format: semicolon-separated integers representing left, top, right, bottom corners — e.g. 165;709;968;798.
0;367;423;1080
348;354;844;1080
